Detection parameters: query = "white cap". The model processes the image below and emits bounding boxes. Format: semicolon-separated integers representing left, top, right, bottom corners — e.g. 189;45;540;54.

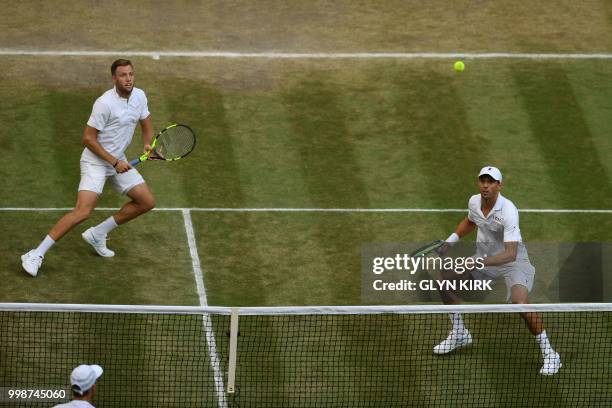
478;166;502;182
71;364;103;395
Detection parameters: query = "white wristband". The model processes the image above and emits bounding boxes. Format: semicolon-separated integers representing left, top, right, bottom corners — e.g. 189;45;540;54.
446;233;460;246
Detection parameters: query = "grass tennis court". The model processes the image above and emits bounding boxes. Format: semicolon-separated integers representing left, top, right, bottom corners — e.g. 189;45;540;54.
1;210;611;305
3;58;612;211
1;1;612;406
1;58;611;305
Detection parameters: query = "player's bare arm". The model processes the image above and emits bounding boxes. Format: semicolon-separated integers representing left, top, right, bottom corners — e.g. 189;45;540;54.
454;217;476;238
140;116;154;153
482;241;518;267
82;125;131;173
439;217;476;255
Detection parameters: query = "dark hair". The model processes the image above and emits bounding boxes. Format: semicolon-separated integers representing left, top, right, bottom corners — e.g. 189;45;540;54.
111;59;133;75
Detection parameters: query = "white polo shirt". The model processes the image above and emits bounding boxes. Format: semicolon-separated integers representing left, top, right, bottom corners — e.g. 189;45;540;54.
52;399;95;408
467;193;529;261
81;86;150;165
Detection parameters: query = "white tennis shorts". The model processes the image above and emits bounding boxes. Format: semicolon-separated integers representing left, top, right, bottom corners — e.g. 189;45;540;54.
78;161;145;195
471;259;535;301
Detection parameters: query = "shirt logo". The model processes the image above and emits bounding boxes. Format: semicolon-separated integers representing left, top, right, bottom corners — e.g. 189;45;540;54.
493;216;503;223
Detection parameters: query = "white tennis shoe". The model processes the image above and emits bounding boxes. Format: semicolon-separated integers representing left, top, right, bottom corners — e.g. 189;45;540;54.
21;250;44;277
539;352;562;375
433;329;473;354
82;227;115;257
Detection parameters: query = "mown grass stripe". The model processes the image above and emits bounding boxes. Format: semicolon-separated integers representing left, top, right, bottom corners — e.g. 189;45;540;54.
283;76;371;208
2;50;612;59
514;64;612;209
391;68;485;207
282;75;374;303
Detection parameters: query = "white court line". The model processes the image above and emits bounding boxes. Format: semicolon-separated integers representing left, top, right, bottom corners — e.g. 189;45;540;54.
182;209;228;408
1;207;611;213
187;208;612;214
1;50;612;59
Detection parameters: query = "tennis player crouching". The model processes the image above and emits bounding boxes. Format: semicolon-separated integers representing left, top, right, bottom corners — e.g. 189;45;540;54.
434;166;561;376
21;59;155;277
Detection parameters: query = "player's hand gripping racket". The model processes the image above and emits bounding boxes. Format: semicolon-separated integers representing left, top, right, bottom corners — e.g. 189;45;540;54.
409;240;445;258
129;124;196;166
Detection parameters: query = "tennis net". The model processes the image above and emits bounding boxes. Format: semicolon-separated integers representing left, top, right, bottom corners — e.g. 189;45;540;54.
0;303;610;407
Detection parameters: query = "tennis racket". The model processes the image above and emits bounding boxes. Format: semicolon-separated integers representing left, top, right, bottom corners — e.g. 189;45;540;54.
129;124;196;166
409;240;445;258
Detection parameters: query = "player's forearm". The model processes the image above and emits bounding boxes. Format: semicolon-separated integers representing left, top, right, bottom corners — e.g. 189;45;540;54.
483;242;518;266
454;218;476;238
82;127;118;165
483;252;515;266
142;129;153;147
440;218;476;254
140;116;154;147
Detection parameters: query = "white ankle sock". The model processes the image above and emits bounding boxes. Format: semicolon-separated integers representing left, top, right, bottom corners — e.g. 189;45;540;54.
35;235;55;256
536;330;554;356
93;216;118;236
449;313;465;332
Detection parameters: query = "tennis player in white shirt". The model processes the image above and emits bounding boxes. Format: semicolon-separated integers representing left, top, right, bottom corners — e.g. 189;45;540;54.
22;59;155;277
433;166;562;375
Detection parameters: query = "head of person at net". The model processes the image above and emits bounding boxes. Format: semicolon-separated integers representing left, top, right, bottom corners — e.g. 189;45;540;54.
52;364;103;408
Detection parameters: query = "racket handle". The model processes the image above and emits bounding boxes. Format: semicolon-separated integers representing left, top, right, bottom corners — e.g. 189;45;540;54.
129;158;141;166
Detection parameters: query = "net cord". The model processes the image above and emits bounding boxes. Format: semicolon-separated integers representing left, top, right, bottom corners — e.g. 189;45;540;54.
1;302;611;315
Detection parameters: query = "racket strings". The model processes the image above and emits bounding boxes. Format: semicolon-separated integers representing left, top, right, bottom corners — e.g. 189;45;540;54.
155;126;195;160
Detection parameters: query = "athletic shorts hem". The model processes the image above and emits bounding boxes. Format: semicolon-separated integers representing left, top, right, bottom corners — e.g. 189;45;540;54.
120;181;146;195
78;161;145;196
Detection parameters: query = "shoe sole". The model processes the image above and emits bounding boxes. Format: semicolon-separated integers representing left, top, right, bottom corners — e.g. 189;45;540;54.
433;339;473;355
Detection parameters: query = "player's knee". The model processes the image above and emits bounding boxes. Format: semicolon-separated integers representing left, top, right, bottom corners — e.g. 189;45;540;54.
140;197;155;212
512;297;528;305
511;287;529;305
73;207;93;223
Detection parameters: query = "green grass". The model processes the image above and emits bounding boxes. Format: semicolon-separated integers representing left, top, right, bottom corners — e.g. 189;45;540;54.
0;311;225;408
1;41;612;408
3;1;612;52
1;211;199;305
191;212;612;306
2;58;612;210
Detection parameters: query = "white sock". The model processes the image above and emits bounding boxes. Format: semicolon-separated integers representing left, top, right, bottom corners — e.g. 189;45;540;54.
449;313;466;332
93;216;118;236
35;235;55;256
536;330;554;356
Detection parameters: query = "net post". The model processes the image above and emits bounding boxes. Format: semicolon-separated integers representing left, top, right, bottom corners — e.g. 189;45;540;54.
227;307;240;394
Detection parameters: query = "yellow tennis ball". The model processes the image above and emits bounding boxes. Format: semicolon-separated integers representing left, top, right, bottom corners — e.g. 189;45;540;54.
454;61;465;72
